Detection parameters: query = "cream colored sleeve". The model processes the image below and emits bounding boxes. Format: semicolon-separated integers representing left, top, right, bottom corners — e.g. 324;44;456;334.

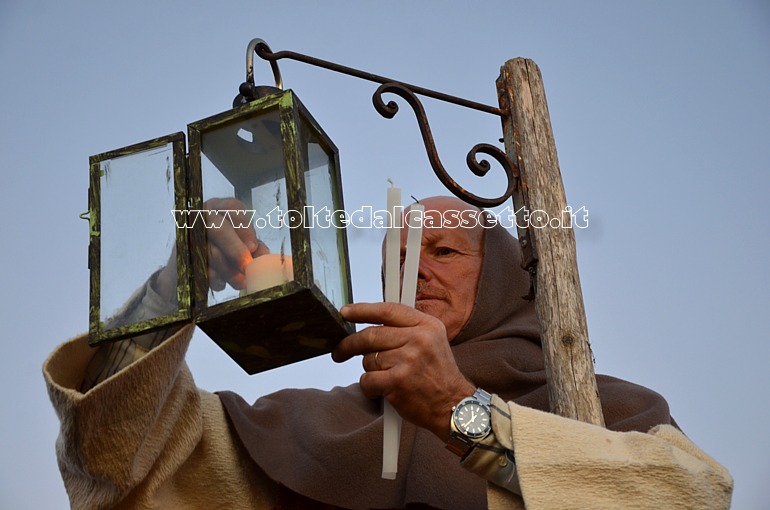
43;326;276;510
81;271;180;390
478;394;733;510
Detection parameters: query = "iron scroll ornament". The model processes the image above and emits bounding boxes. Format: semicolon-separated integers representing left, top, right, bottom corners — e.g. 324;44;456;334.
250;39;517;208
372;82;515;208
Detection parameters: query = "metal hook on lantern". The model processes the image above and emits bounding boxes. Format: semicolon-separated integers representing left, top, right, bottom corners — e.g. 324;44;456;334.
234;38;284;106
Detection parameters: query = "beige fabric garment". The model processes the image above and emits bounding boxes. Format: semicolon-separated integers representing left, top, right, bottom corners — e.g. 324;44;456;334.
482;395;733;510
44;326;276;510
45;328;732;509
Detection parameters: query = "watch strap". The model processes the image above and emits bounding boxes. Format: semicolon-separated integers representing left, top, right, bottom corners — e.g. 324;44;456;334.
473;388;493;406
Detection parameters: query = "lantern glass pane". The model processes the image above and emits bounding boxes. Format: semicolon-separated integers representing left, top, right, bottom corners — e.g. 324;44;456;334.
99;142;178;327
200;108;294;306
302;123;346;309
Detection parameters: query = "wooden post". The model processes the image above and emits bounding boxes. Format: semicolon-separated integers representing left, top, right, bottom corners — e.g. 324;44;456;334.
496;58;605;426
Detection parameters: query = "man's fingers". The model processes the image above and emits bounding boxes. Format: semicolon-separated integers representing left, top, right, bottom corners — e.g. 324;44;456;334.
208;223;253;272
204;197;258;271
208;267;226;291
253;239;270;257
333;325;406;363
229;272;246;290
208;244;246;290
340;302;424;328
362;350;391;372
334;303;447;363
358;370;390;399
232;218;259;256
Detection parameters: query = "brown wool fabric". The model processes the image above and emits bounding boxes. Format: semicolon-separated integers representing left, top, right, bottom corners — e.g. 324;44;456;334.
219;223;673;509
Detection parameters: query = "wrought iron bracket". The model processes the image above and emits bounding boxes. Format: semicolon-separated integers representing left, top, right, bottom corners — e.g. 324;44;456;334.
372;82;515;208
247;39;519;209
243;38;540;284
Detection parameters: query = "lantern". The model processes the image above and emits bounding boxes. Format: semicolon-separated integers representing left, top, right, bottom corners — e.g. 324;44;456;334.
88;89;354;374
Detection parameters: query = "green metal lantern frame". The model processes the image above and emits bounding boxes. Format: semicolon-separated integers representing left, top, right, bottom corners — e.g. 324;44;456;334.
88;89;354;374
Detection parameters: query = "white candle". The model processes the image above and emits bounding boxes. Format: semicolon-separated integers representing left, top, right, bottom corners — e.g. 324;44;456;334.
382;181;402;480
381;187;425;480
385;181;401;304
400;204;424;308
244;253;293;294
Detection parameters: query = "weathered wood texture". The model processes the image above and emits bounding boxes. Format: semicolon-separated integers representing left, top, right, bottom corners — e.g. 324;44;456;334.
496;58;605;426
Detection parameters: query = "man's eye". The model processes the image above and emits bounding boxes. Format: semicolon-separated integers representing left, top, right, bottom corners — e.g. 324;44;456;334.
436;247;455;256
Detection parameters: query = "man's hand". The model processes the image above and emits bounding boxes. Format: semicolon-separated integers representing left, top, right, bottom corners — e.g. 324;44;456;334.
156;197;267;300
333;302;475;443
202;197;265;291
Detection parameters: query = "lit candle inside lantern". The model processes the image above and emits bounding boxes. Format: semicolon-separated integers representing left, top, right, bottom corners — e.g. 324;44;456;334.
245;253;293;294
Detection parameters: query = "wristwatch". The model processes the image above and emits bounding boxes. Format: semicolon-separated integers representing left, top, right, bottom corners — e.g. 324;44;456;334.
446;388;493;457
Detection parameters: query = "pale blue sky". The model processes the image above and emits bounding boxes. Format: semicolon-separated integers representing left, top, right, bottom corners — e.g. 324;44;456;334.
1;1;768;508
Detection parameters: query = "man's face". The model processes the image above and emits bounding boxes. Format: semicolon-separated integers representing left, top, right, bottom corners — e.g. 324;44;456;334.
398;197;484;341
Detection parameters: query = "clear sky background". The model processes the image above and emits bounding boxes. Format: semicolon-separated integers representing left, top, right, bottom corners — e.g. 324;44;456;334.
1;1;768;508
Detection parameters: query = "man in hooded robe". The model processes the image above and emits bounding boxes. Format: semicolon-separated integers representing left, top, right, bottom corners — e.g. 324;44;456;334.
44;196;732;509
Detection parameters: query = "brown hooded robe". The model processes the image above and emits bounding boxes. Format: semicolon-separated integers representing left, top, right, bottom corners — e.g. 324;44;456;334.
219;223;673;509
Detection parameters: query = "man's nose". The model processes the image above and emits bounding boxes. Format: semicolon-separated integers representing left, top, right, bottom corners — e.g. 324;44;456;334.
417;258;433;281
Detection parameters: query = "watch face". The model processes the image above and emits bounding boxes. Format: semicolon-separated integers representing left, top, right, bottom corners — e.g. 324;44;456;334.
453;400;491;438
